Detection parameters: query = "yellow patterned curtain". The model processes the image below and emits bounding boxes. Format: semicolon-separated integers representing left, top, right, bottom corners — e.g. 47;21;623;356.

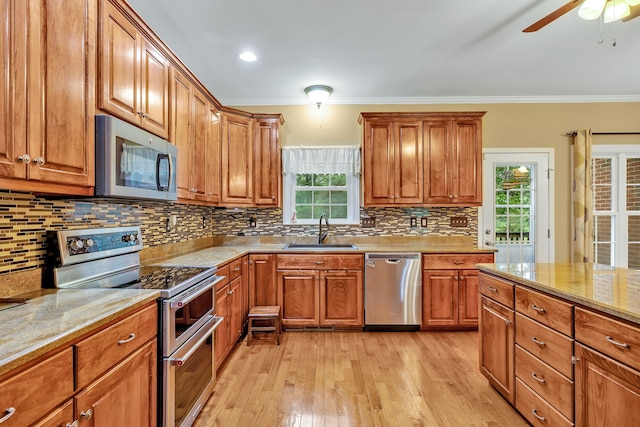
572;129;594;263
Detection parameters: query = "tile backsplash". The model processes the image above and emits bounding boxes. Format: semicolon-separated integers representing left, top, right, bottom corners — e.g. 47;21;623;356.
0;191;477;275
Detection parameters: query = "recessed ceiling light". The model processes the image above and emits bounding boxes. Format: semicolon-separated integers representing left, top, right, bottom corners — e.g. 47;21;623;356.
239;52;257;62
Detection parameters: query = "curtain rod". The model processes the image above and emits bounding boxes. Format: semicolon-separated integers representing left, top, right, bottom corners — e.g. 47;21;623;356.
564;131;640;137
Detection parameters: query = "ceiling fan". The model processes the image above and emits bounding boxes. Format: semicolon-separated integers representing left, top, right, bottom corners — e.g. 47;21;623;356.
524;0;640;32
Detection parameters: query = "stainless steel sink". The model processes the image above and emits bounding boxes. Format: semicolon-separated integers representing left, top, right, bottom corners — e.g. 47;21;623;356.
282;243;359;250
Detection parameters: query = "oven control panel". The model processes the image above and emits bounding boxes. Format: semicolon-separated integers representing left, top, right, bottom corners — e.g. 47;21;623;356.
51;226;143;266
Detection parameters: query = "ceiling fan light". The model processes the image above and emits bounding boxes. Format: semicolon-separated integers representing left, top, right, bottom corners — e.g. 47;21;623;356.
624;0;640;6
578;0;607;20
604;0;631;22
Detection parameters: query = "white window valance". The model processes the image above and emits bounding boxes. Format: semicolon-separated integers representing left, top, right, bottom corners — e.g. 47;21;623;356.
281;146;361;176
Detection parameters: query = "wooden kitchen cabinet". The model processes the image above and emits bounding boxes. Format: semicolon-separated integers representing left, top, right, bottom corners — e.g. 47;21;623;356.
423;115;483;205
215;259;244;371
478;272;515;404
254;115;283;206
221;111;254;206
249;253;278;307
276;254;364;329
422;253;493;329
0;0;95;195
361;118;423;205
99;0;169;138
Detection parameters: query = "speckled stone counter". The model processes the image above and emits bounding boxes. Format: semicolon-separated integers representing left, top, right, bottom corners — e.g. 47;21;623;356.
478;263;640;325
0;288;160;376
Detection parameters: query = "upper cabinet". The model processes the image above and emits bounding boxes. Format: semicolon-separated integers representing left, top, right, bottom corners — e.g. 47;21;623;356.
360;112;485;207
221;111;254;206
99;0;169;139
254;115;283;207
0;0;96;195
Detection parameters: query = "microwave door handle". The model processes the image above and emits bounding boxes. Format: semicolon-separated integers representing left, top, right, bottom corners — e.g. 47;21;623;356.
156;153;170;191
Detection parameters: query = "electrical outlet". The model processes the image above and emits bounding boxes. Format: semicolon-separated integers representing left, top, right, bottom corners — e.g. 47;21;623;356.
450;216;468;227
361;217;376;228
410;217;418;227
421;217;428;228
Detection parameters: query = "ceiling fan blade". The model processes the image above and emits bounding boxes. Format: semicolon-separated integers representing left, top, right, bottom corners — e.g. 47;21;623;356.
523;0;586;33
622;5;640;22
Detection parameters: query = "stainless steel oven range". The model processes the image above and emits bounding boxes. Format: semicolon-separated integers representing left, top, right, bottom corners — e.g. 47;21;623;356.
46;226;224;427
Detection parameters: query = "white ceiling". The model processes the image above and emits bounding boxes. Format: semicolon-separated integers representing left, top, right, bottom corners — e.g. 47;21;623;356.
126;0;640;106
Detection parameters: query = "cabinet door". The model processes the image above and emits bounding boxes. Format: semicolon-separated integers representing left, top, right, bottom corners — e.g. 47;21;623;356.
241;255;249;326
99;0;140;123
190;90;208;201
170;68;192;199
249;254;277;307
319;270;363;327
423;119;451;204
451;118;482;205
32;399;74;427
74;340;157;427
459;269;480;326
206;105;222;203
221;112;253;205
575;343;640;427
363;120;394;205
479;296;515;404
254;118;280;206
394;121;423;204
277;270;319;328
26;0;96;190
423;269;458;327
214;285;230;368
229;276;242;343
0;0;27;180
139;38;169;138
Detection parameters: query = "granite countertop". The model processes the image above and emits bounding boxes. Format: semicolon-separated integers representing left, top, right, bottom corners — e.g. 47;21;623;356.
0;288;160;376
478;263;640;325
149;240;495;268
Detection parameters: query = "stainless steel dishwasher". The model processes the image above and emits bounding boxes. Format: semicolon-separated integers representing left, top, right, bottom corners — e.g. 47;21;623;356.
364;253;422;329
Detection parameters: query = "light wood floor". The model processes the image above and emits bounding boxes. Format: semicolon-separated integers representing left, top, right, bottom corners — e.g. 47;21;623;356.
195;330;528;427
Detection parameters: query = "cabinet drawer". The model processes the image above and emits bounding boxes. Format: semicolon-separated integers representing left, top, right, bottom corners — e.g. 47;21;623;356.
76;304;157;389
216;264;230;289
0;348;73;427
516;345;574;421
515;379;574;427
516;313;573;378
479;273;514;309
422;253;493;270
277;254;363;270
575;307;640;372
516;286;573;337
229;258;242;280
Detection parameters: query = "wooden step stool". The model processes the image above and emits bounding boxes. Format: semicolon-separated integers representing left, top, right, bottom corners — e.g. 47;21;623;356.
247;305;281;346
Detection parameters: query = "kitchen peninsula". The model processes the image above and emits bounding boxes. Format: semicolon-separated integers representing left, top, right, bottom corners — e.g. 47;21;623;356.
478;263;640;426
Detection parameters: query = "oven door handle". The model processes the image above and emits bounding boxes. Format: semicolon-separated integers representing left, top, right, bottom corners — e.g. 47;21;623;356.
168;316;224;366
169;275;224;309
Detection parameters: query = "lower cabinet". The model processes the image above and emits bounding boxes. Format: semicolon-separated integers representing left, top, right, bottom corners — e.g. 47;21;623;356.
422;254;493;330
276;254;364;329
248;253;277;307
0;302;157;427
215;258;243;371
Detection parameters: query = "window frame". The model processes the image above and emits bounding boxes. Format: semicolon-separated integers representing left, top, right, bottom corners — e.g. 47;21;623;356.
282;172;360;225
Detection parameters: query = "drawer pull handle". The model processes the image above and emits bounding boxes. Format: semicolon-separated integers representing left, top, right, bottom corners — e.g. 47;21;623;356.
531;304;546;313
66;421;79;427
80;409;93;420
453;260;464;265
117;333;136;345
606;336;630;349
531;372;546;384
531;409;546;421
314;261;325;265
532;337;546;346
0;407;16;423
488;286;498;293
233;267;240;271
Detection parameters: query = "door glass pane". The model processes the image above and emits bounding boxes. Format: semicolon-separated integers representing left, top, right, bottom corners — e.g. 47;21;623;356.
627;158;640;211
593;158;613;210
593;215;613;266
494;164;535;263
629;216;640;269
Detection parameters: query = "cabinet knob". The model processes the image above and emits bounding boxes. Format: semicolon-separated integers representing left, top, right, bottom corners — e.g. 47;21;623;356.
17;154;31;163
448;195;453;199
65;421;79;427
32;157;46;166
80;409;93;420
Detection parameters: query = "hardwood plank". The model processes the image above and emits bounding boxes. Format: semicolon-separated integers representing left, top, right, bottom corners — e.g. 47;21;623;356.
196;331;527;427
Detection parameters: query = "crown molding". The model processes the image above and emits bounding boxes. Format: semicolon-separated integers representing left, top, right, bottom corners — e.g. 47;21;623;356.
222;94;640;106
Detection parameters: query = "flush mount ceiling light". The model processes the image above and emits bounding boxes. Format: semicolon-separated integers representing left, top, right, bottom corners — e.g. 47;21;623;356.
304;85;333;108
239;51;257;62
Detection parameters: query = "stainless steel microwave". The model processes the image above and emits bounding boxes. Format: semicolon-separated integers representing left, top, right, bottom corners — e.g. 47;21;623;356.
95;115;177;201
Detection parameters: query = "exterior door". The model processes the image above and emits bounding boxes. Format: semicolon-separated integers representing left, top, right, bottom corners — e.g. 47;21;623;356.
481;150;554;263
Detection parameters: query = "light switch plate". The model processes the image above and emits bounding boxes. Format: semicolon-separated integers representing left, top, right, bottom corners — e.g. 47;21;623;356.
450;216;468;227
361;217;375;228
